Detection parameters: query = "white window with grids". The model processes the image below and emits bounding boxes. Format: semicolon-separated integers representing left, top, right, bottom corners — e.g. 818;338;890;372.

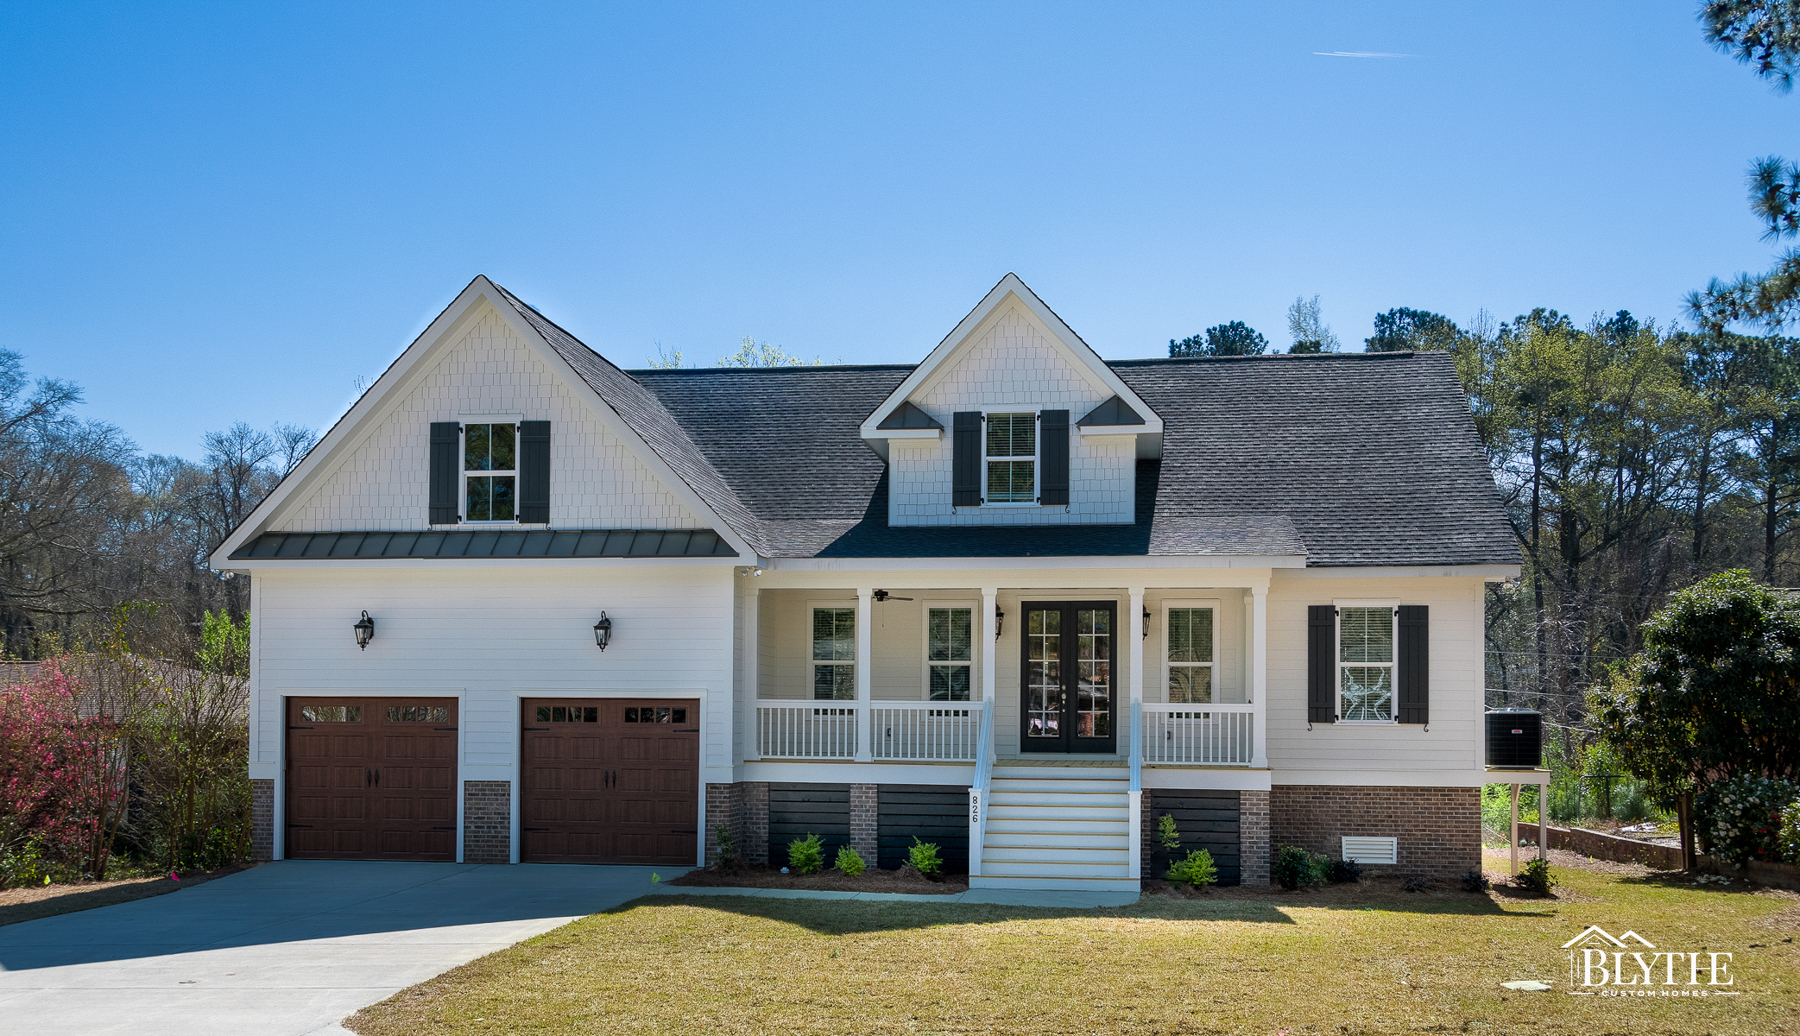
924;605;975;701
811;604;856;700
462;420;518;523
1337;601;1397;722
984;411;1037;503
1164;600;1218;704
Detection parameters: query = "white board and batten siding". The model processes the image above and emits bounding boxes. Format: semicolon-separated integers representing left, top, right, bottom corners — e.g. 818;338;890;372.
276;304;705;534
1265;574;1489;786
249;563;737;787
888;303;1135;527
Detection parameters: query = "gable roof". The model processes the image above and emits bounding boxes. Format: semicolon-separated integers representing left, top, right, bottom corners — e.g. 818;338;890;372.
635;350;1516;567
210;276;760;564
1078;395;1145;427
857;273;1163;443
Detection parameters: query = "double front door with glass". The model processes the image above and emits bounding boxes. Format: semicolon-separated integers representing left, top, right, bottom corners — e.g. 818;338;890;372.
1020;601;1117;753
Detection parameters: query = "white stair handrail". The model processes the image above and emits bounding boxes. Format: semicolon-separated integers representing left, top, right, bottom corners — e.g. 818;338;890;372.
968;695;996;877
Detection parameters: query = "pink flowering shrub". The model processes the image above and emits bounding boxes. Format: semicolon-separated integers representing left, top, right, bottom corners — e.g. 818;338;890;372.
0;659;127;883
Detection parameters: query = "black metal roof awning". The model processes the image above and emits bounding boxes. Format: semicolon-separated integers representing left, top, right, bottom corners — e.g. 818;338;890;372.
231;529;738;560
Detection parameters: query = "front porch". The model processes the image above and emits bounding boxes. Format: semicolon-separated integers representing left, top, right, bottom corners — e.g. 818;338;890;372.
731;575;1281;889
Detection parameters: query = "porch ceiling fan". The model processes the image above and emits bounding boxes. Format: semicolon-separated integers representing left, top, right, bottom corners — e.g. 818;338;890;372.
871;590;913;602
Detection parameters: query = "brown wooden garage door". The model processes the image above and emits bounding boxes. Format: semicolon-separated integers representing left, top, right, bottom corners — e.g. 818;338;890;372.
520;698;698;865
286;697;457;861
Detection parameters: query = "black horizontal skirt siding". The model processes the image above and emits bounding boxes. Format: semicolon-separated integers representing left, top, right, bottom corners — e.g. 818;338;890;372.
878;784;968;873
1150;790;1241;885
768;783;851;866
231;529;737;560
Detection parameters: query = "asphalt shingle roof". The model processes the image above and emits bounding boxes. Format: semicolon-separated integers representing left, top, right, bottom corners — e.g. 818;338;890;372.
491;282;1514;567
628;353;1514;566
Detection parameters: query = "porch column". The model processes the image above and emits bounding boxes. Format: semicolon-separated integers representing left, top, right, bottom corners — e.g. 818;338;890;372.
1128;588;1145;708
740;579;759;763
981;588;997;704
1251;583;1269;769
855;587;873;762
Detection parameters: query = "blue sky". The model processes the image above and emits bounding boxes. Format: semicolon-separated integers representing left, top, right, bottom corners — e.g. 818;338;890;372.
2;1;1790;458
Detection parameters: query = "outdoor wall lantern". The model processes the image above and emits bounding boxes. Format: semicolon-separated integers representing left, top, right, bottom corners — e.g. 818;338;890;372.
593;612;613;651
353;611;375;650
995;607;1005;639
1144;607;1152;639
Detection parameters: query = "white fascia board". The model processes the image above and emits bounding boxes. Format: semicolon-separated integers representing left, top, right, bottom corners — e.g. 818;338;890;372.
213;554;743;573
210;277;500;565
1269;769;1501;788
1075;426;1141;438
857;273;1163;439
748;564;1284;593
1277;564;1521;580
1141;767;1272;792
764;554;1303;575
741;760;976;784
874;428;942;439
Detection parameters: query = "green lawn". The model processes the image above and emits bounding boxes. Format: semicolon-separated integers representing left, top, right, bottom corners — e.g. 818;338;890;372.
348;858;1798;1035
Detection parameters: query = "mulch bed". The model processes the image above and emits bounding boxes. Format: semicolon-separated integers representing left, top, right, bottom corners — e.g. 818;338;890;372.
668;864;967;894
0;863;257;928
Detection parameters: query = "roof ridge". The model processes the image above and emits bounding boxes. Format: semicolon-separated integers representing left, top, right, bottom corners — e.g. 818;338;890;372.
1107;351;1422;366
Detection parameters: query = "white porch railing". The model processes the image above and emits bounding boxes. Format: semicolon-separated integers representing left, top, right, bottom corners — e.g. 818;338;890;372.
755;700;985;761
873;702;981;761
755;701;859;759
968;696;995;877
1141;703;1255;765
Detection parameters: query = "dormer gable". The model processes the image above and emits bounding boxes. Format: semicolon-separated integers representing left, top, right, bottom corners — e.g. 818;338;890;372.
860;273;1162;458
861;274;1162;528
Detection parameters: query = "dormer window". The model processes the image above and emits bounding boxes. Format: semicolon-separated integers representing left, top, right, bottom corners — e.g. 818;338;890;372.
985;412;1037;503
463;422;517;522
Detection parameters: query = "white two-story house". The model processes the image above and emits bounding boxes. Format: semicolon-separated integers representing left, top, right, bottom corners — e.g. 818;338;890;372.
213;274;1519;890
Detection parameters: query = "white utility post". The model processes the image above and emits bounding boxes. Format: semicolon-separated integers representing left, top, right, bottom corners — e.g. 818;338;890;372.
855;587;873;762
1250;582;1269;770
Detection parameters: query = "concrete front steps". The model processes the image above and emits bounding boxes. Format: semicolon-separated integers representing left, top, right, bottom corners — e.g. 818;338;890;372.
969;762;1138;892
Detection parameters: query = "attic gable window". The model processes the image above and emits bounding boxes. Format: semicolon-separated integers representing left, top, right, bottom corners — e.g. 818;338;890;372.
463;423;517;522
984;412;1037;503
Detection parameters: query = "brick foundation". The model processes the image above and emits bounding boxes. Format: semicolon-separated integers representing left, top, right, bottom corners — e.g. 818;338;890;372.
463;780;511;864
705;782;742;865
1270;785;1479;879
743;781;769;864
251;779;274;862
1239;789;1270;885
848;783;878;864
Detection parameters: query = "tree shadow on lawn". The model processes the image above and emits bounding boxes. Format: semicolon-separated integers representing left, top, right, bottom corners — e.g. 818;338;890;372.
628;885;1547;935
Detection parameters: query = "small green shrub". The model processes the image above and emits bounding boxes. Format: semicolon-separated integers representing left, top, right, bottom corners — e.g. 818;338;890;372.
1462;868;1491;892
1695;774;1799;866
1164;848;1218;886
1402;875;1430;893
1156;814;1181;854
1780;798;1800;863
786;833;824;875
713;825;739;870
1518;857;1556;896
908;837;943;877
1326;857;1362;884
834;845;865;876
1273;844;1327;890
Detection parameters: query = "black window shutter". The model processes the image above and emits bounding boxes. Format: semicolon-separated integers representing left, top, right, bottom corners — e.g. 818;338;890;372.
952;411;981;506
519;420;551;524
1307;605;1337;724
429;422;461;525
1039;409;1069;505
1397;605;1429;724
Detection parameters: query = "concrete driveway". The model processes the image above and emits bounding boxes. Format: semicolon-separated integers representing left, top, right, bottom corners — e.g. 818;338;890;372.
0;860;674;1036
